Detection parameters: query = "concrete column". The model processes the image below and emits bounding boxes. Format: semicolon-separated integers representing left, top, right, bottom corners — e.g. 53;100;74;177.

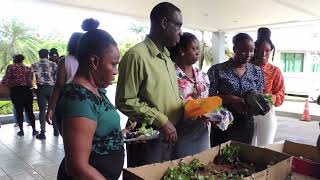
212;31;226;65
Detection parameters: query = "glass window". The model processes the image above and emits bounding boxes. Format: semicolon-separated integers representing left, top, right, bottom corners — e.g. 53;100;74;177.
311;53;320;73
280;52;304;72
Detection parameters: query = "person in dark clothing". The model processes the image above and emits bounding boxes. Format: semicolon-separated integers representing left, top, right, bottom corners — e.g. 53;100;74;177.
49;48;60;63
207;33;264;147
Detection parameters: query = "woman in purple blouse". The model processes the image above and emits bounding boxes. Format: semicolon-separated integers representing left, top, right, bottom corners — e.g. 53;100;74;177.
2;54;39;136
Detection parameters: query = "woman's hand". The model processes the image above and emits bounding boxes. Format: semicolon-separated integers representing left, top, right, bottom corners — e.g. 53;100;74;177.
227;95;248;113
46;109;54;125
196;115;210;125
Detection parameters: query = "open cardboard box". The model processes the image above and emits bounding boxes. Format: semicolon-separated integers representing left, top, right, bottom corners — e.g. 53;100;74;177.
265;140;320;178
123;141;292;180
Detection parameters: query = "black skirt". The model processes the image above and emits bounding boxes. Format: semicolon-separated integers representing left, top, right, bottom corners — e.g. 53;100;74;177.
210;113;254;147
57;150;124;180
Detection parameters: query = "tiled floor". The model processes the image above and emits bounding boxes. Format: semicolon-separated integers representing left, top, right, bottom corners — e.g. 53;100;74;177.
0;116;319;180
275;116;319;146
0;124;64;180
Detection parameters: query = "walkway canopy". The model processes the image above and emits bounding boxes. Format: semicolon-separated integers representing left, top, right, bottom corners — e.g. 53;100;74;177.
45;0;320;32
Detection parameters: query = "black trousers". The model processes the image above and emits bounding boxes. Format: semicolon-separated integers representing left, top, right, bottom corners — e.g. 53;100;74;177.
10;86;36;131
210;114;254;147
125;121;178;167
57;151;124;180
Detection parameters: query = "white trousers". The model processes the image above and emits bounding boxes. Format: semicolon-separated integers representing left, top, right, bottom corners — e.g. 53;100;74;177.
252;106;277;146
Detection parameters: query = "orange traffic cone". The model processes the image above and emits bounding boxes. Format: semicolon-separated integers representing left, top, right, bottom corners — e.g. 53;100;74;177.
301;99;311;121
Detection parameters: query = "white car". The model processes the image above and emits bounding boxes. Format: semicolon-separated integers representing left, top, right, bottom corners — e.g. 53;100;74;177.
309;89;320;105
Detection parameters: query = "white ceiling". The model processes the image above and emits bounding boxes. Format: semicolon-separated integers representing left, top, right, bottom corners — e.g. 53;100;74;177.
44;0;320;32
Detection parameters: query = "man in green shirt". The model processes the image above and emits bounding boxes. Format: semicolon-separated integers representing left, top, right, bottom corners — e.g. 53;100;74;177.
116;2;184;166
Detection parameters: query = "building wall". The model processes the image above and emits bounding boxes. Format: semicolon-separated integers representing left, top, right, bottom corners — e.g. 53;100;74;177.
273;50;320;96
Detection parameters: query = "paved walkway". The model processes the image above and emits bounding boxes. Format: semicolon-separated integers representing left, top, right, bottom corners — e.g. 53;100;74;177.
275;116;319;146
275;100;320;119
0;124;64;180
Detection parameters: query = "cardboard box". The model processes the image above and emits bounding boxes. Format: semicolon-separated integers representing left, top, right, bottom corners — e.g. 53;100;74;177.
123;141;292;180
265;140;320;178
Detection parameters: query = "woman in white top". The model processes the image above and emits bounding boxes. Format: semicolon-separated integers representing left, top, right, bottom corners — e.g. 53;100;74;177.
46;32;83;125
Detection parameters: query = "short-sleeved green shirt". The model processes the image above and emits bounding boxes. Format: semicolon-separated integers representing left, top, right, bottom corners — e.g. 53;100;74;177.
56;84;124;155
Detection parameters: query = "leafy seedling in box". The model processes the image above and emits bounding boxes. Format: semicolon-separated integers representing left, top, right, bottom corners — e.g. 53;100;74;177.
215;145;240;165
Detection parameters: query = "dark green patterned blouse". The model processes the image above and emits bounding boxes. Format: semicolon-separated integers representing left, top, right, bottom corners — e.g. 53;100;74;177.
56;84;124;155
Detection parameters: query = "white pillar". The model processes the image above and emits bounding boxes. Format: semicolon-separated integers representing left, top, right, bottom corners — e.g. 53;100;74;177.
212;31;226;65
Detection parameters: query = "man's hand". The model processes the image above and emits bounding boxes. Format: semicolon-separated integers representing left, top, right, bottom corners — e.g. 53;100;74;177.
46;109;53;125
160;121;177;144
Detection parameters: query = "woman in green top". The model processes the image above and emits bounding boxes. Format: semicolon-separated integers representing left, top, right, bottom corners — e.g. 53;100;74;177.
56;18;122;180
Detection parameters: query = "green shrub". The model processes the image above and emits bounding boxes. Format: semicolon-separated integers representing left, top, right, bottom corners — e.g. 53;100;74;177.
0;100;39;115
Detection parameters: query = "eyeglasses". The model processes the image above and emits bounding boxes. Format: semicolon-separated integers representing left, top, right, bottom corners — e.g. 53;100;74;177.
165;17;182;30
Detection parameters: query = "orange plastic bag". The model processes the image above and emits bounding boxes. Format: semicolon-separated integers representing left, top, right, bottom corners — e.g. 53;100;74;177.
185;96;222;119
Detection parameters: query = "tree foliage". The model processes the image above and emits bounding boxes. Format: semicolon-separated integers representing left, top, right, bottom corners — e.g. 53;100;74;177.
129;23;148;41
119;39;136;58
0;19;67;73
199;41;214;70
0;19;40;71
38;34;67;57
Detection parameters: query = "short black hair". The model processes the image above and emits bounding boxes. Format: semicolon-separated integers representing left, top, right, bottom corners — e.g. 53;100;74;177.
169;32;197;59
232;33;253;48
67;32;83;55
255;27;275;60
49;48;59;57
38;49;49;59
150;2;181;24
77;18;117;67
13;54;25;63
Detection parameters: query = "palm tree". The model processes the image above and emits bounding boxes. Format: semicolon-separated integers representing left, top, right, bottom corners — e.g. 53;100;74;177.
39;34;67;56
199;41;214;70
0;19;41;72
198;31;214;70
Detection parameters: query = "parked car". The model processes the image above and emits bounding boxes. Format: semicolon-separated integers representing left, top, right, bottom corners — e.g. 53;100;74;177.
309;89;320;105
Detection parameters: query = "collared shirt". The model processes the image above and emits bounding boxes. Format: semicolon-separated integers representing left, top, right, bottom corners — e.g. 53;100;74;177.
116;36;184;128
175;65;209;100
2;63;32;87
260;63;285;107
207;59;264;97
31;58;57;86
207;59;264;121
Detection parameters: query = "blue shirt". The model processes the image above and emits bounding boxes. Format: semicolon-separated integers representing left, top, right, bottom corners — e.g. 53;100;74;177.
207;60;264;97
207;60;264;123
